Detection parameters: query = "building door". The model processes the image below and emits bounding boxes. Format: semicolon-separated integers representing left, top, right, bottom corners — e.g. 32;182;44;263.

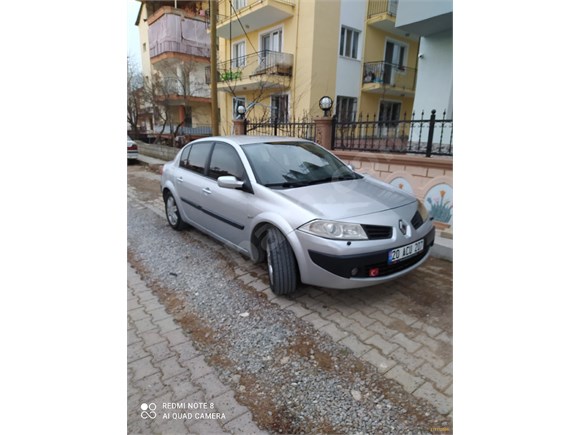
384;41;405;85
260;29;282;69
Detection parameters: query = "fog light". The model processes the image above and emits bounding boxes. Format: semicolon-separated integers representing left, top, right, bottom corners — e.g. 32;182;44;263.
369;267;380;277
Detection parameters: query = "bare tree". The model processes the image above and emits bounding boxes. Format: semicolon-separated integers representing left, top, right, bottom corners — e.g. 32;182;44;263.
127;57;144;134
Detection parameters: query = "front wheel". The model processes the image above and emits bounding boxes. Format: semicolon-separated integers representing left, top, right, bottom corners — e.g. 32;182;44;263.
266;228;298;295
164;191;186;230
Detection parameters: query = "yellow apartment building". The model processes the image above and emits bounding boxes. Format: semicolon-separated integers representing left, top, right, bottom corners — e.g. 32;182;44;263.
135;0;421;136
213;0;420;134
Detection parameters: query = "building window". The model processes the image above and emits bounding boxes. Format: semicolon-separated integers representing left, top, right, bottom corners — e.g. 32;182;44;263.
232;41;246;68
379;101;402;127
339;26;360;60
233;96;246;118
336;96;357;122
271;94;288;123
233;0;246;10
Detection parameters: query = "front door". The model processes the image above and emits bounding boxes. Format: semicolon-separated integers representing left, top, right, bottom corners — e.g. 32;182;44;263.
197;142;252;250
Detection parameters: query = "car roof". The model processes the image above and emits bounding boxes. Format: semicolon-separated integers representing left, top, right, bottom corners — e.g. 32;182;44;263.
196;136;313;146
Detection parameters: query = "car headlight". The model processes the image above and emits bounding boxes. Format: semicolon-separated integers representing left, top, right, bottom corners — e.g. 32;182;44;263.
417;199;430;221
299;220;368;240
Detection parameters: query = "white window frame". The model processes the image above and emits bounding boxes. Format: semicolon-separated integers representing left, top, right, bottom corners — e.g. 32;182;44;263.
233;0;246;10
231;40;246;68
339;26;361;60
258;25;284;53
384;38;408;70
233;96;246;119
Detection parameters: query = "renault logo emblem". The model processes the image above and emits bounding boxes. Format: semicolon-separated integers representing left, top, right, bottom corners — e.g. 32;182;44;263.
399;220;409;236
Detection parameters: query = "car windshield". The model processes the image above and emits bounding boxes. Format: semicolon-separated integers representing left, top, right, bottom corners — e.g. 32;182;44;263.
241;141;361;189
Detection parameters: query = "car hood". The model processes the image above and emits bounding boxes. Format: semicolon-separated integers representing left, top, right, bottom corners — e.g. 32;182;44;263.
273;176;416;221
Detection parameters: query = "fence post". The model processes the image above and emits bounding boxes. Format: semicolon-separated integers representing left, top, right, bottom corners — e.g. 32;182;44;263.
274;117;278;136
426;109;436;157
314;116;334;150
233;118;246;135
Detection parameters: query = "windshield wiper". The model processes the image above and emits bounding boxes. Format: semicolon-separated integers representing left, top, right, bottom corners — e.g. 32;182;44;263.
303;174;361;186
263;181;308;189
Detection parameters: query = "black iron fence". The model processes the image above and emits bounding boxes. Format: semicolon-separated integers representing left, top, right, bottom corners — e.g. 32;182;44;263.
333;110;453;157
244;117;315;141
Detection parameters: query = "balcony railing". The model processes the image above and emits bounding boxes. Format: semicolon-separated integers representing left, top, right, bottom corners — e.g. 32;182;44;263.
157;77;210;100
218;0;296;24
363;61;417;90
367;0;399;18
205;50;293;85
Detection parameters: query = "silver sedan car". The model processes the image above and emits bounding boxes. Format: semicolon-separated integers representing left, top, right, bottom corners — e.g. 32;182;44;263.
160;136;435;295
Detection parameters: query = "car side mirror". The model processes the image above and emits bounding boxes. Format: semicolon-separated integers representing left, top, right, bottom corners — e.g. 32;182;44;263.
217;176;245;189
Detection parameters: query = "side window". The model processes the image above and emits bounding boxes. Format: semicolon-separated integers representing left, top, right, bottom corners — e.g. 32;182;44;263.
187;142;214;175
179;145;192;169
208;143;245;180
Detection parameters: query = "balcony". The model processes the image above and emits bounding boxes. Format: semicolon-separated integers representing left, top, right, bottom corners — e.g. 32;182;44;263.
216;0;295;39
361;61;416;97
367;0;399;32
205;50;293;92
154;77;211;105
148;7;210;63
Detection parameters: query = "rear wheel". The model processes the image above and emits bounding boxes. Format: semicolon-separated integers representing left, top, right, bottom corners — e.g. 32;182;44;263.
266;228;298;295
164;191;186;230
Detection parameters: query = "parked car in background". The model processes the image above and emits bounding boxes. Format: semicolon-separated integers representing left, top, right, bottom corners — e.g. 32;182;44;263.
160;136;435;295
127;135;139;162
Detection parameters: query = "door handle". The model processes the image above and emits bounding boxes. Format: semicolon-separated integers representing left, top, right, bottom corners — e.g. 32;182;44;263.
177;177;183;183
202;187;212;195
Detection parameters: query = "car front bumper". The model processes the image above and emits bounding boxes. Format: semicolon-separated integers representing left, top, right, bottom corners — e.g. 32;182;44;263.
289;223;435;290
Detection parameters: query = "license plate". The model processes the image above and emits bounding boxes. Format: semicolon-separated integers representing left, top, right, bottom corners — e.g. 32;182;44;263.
388;239;424;264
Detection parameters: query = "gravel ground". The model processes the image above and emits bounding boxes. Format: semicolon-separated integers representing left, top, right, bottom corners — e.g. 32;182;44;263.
128;166;451;434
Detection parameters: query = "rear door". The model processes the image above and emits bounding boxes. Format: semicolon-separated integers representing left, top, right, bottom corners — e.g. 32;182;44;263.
173;141;214;225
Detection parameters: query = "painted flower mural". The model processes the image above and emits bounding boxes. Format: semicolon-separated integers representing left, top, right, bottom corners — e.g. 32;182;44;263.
389;177;414;195
425;184;453;224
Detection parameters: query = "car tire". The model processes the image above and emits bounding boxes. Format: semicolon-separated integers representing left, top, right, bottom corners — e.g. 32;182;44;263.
266;227;298;295
164;191;186;230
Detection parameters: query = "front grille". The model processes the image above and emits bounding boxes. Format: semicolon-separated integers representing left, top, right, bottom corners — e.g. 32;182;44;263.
411;211;424;229
362;225;393;240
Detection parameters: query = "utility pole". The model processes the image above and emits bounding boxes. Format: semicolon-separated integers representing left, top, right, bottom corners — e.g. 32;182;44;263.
210;0;219;136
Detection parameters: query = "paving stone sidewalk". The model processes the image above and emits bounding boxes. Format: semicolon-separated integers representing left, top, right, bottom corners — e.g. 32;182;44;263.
127;263;267;435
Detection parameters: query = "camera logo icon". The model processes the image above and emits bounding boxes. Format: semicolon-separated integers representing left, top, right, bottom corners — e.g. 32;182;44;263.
140;403;157;419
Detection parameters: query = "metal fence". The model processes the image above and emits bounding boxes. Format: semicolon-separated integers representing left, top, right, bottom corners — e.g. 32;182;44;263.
244;117;315;141
333;110;453;157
